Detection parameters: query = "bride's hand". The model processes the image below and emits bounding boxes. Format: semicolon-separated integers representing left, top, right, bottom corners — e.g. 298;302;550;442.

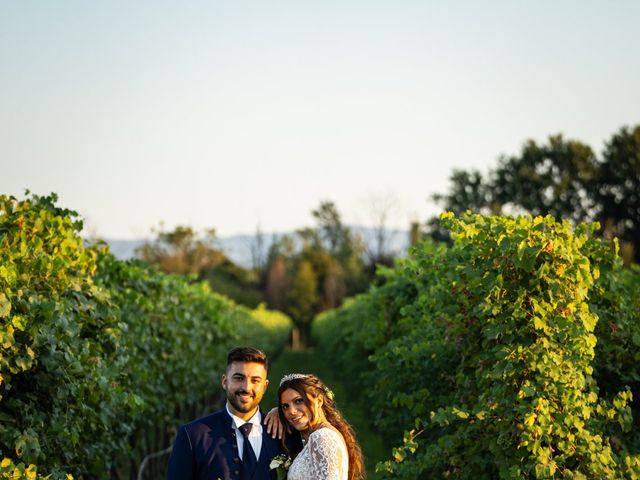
264;407;286;439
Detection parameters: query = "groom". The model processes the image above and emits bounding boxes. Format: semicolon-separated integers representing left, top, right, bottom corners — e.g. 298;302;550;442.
167;346;297;480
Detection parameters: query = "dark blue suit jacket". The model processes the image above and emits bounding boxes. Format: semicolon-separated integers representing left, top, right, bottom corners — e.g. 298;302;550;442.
166;409;297;480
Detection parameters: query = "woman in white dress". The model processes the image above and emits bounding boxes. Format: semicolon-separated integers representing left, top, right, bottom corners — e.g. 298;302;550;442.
277;373;364;480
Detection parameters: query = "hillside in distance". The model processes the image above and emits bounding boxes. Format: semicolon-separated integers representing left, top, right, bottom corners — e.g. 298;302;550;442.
103;226;410;269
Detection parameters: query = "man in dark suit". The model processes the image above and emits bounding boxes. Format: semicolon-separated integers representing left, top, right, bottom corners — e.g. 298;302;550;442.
167;346;297;480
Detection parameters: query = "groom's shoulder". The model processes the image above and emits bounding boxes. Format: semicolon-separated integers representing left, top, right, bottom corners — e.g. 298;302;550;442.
180;409;229;435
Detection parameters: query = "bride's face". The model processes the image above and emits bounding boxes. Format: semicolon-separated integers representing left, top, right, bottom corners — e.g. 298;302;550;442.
280;387;322;432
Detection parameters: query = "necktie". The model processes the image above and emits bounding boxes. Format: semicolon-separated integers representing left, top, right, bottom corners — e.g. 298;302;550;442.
239;422;258;480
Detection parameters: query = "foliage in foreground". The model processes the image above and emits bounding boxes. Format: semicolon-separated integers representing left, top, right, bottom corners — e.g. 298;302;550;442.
0;193;292;479
314;212;640;478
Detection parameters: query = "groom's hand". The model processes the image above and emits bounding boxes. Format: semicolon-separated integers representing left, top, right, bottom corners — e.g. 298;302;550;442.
264;407;286;439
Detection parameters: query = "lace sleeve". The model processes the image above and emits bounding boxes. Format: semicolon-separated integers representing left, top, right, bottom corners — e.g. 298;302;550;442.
308;429;347;480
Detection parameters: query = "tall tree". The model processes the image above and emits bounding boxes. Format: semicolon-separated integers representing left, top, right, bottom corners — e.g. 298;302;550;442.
433;136;598;223
310;200;367;292
432;169;494;216
430;125;640;265
322;259;346;310
312;201;344;255
492;135;598;224
287;259;319;346
363;192;401;270
260;201;369;347
265;255;288;311
595;125;640;263
250;224;266;273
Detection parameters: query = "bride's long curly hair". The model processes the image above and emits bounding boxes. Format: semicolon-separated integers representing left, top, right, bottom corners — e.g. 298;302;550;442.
278;373;365;480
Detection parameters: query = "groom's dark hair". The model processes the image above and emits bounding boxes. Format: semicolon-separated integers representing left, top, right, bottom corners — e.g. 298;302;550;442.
226;346;268;371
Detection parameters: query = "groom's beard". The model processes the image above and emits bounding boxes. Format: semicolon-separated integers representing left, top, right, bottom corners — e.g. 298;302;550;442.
227;388;261;414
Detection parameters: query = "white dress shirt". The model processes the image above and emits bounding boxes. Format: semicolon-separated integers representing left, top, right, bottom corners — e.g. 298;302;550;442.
226;403;263;460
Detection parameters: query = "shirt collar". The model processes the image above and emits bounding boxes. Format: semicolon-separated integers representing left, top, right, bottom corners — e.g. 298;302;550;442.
226;403;262;431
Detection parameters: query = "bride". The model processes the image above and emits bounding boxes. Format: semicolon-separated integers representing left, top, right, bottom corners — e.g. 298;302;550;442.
276;373;364;480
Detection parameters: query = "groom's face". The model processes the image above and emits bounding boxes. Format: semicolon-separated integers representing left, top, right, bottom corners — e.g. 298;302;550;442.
222;361;269;420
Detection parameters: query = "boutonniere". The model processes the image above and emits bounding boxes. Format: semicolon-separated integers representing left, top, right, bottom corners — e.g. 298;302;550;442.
269;453;292;480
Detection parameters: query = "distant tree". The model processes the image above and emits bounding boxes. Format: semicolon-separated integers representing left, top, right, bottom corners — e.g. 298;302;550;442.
312;201;364;265
362;192;400;271
322;259;346;310
250;224;266;273
287;259;319;346
200;258;264;308
259;201;369;347
263;234;295;309
269;233;296;259
595;125;640;263
430;124;640;265
136;225;223;275
432;136;599;224
429;169;494;243
492;135;598;224
312;201;344;255
296;226;321;251
409;221;422;247
265;255;288;311
432;169;494;217
298;244;340;310
136;225;264;306
308;200;367;294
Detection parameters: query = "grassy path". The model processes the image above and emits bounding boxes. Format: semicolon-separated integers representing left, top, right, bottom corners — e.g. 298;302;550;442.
263;349;387;478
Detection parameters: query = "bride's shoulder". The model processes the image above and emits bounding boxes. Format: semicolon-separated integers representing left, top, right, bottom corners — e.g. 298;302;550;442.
311;426;338;437
310;425;345;446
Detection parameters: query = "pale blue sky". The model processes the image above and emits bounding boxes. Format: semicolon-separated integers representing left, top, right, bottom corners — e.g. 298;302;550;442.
1;1;639;239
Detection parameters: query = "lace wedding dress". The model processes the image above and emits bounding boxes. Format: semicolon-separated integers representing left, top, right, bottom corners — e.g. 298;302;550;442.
287;427;348;480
